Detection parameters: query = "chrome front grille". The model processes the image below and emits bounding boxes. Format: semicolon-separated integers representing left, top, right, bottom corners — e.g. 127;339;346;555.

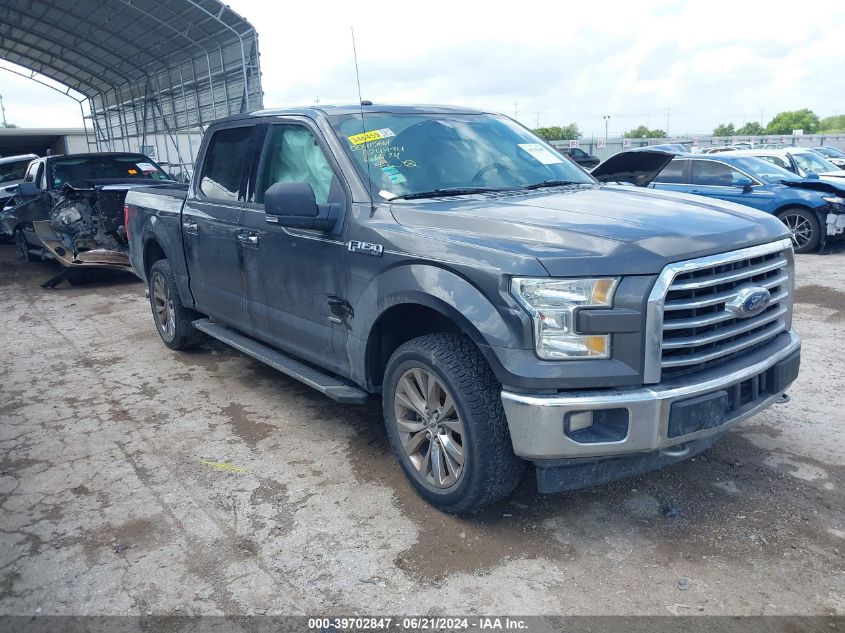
645;239;794;383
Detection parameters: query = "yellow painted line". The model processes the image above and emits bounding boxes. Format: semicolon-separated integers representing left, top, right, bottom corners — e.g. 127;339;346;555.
201;459;247;473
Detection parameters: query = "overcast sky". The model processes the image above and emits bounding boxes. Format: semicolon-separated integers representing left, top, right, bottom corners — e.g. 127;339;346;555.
1;0;843;136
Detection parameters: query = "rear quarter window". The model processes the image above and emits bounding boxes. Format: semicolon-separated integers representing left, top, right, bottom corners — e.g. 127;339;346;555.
654;159;686;183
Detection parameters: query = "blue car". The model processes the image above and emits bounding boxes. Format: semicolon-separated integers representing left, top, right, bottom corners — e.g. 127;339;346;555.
593;149;845;253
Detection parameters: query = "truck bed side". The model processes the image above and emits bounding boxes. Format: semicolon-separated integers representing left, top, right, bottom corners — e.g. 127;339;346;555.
125;184;191;299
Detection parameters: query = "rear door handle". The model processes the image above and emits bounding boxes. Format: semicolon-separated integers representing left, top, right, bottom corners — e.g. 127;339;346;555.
183;220;199;234
237;232;260;247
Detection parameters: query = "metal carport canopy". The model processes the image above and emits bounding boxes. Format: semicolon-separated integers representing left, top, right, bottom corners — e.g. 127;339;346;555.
0;0;263;172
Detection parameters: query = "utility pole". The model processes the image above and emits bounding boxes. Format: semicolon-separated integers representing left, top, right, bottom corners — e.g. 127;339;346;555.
535;112;540;128
666;106;671;138
0;94;6;128
513;100;519;120
603;115;611;140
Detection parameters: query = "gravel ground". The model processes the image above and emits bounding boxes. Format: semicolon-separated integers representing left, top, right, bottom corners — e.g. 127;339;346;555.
0;242;843;616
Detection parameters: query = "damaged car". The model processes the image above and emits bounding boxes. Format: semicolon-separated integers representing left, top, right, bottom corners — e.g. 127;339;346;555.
593;148;845;253
0;153;38;210
0;152;175;285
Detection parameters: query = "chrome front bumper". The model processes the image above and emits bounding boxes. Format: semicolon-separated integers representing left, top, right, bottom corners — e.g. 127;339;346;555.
501;330;801;460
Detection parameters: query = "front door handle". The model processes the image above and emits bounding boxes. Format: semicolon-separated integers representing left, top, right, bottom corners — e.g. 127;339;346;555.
237;232;260;247
183;220;199;234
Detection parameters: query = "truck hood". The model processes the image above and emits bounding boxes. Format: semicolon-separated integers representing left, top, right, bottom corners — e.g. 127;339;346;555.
389;185;789;276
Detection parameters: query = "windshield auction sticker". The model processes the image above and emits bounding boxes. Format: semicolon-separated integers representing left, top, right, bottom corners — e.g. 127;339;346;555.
517;143;564;165
348;128;396;145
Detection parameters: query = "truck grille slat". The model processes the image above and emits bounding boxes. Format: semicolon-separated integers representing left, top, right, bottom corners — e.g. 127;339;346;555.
664;273;788;311
650;241;794;381
662;289;788;330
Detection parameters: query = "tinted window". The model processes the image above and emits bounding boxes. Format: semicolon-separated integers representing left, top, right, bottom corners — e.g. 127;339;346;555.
690;161;746;186
200;126;253;202
570;148;587;158
256;125;335;204
655;159;686;183
24;161;40;183
0;158;32;183
49;155;169;188
757;155;793;172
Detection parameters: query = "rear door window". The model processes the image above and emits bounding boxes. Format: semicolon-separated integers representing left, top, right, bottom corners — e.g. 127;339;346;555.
199;126;253;202
690;160;744;186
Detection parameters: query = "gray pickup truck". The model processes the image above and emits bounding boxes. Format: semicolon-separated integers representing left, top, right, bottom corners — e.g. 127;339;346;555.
125;104;801;513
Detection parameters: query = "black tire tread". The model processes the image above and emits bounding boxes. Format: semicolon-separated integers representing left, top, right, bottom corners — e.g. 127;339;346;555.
384;332;524;514
14;228;37;263
148;259;205;351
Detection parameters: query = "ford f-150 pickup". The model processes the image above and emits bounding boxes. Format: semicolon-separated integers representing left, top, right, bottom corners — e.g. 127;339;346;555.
125;104;801;513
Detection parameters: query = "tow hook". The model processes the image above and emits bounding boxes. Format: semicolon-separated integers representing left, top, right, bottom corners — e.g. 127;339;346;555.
660;444;690;458
775;393;791;405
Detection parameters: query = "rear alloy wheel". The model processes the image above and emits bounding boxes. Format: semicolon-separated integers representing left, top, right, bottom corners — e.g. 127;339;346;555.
14;228;37;262
148;259;204;350
778;207;820;254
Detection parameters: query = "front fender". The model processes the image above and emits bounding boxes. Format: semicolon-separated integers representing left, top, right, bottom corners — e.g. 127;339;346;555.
347;263;531;387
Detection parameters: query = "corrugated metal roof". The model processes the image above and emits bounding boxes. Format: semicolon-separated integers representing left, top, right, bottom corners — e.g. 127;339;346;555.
0;0;263;170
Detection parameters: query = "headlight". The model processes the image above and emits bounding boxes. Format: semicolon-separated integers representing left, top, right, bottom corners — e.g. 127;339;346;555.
822;196;845;205
511;277;619;360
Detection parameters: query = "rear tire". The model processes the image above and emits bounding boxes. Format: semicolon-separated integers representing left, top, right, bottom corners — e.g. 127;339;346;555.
14;228;37;262
148;259;204;350
777;207;820;254
382;333;525;514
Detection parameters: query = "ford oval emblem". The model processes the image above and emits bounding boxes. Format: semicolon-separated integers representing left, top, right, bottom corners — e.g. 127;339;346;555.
726;286;771;318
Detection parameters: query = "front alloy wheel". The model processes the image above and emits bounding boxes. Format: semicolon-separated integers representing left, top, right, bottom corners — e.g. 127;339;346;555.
394;368;465;489
778;208;820;254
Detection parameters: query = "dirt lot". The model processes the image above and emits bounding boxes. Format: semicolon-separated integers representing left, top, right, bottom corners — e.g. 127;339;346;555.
1;243;843;617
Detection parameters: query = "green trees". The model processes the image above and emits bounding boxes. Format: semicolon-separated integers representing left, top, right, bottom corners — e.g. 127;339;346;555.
765;109;820;134
623;125;666;139
737;122;765;135
818;115;845;133
713;123;736;137
533;124;581;141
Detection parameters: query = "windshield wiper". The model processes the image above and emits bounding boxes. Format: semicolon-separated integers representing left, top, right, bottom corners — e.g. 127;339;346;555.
391;187;514;200
522;179;585;190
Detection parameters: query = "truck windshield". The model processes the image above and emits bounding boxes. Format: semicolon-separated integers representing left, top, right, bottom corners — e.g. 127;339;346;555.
328;112;594;200
49;155;170;188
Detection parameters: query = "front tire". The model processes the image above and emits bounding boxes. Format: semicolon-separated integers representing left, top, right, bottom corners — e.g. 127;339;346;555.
382;333;524;514
148;259;203;350
777;207;820;254
14;228;37;262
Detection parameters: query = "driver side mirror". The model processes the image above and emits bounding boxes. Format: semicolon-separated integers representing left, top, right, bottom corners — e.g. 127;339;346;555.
264;182;339;232
16;182;40;197
804;172;820;180
734;176;754;191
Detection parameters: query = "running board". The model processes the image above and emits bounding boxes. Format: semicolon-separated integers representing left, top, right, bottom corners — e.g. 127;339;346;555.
192;319;369;404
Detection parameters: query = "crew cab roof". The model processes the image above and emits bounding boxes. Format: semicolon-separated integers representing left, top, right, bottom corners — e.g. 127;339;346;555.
212;103;491;125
